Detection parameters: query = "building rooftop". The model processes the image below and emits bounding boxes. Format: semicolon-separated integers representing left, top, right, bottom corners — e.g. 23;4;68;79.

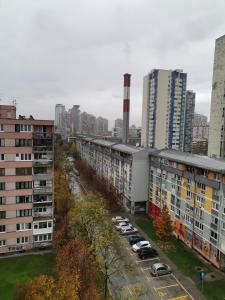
154;149;225;173
112;144;140;154
92;139;116;147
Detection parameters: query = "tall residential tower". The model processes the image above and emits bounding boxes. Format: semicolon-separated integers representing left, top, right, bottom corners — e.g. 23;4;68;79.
208;35;225;157
141;69;194;152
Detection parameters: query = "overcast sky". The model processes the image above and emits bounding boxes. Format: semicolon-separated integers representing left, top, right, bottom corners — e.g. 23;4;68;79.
0;0;225;128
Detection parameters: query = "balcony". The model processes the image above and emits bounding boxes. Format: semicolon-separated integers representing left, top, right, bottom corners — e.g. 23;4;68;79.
210;236;218;246
33;208;53;218
33;186;53;194
33;159;53;167
33;146;53;152
33;132;53;139
211;222;218;231
33;174;53;181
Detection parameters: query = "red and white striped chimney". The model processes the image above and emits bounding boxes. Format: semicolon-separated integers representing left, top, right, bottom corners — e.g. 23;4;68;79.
122;73;131;144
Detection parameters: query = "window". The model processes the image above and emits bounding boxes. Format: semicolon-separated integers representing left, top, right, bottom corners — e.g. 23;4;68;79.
15;153;32;161
195;221;204;231
33;233;52;242
33;167;47;174
0;168;5;176
0;154;4;161
16;195;32;203
212;216;218;225
40;180;46;187
0;197;6;205
0;225;5;232
16;168;32;176
16;181;32;189
15;139;32;147
0;211;6;219
16;209;32;217
0;240;6;247
15;124;32;132
212;202;219;211
211;230;218;240
16;236;32;244
16;223;32;231
0;182;5;190
0;124;4;132
0;139;5;147
34;207;47;213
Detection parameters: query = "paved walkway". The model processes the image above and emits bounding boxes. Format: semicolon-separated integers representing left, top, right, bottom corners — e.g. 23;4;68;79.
0;249;52;260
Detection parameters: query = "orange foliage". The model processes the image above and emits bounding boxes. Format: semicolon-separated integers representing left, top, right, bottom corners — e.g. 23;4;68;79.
153;206;174;241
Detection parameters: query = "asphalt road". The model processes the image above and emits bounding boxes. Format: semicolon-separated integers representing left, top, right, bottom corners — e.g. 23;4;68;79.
110;234;194;300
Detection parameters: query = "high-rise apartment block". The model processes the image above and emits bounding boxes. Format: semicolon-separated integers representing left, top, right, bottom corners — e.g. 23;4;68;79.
193;113;209;140
141;69;194;152
184;91;195;152
55;104;66;137
208;35;225;157
97;117;108;136
0;105;54;254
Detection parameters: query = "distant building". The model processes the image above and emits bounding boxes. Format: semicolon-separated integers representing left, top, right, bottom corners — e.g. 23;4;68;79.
70;105;80;135
129;125;138;138
55;104;66;137
97;117;108;136
192;139;208;155
113;118;123;138
141;69;194;152
208;35;225;157
193;113;209;140
184;91;195;153
79;112;97;136
0;105;54;255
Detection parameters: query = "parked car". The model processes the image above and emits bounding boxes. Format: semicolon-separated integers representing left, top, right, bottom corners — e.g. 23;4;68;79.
129;235;145;245
112;216;129;223
115;222;132;230
150;263;171;276
120;227;138;235
132;241;151;252
138;247;158;259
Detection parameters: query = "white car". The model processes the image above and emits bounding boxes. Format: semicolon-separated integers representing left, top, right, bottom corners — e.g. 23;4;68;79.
120;227;138;235
115;222;132;230
132;241;151;252
112;216;129;223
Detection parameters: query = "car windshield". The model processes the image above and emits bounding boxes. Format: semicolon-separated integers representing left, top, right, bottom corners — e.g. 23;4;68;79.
136;241;144;247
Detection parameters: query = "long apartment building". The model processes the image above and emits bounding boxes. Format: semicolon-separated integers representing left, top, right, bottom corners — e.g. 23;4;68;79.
0;105;54;254
148;150;225;269
76;136;149;214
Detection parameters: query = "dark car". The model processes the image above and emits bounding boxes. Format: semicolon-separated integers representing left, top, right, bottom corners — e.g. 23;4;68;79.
129;236;145;245
138;247;158;259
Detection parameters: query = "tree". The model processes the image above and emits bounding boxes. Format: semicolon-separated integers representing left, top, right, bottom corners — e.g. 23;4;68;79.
15;274;80;300
153;206;174;241
55;238;100;300
71;143;77;159
69;192;108;250
95;221;121;299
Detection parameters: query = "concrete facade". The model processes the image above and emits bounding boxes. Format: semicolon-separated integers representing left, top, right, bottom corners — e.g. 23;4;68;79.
208;35;225;157
141;69;194;152
0;106;54;254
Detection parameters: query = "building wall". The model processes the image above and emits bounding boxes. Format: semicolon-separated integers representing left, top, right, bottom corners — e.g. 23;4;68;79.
141;69;191;151
148;153;225;269
0;108;54;254
208;35;225;157
184;91;195;152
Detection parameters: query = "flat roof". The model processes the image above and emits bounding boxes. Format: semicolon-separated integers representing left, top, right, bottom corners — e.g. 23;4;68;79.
91;139;116;147
112;144;140;154
152;149;225;173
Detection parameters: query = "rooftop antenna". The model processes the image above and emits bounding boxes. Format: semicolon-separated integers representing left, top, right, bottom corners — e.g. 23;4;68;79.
12;98;17;107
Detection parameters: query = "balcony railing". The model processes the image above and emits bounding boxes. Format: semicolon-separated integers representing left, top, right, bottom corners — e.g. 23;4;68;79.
33;133;53;139
33;187;53;194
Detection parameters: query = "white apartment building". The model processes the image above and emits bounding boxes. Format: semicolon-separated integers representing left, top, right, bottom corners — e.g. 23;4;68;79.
208;35;225;158
141;69;194;152
75;137;149;214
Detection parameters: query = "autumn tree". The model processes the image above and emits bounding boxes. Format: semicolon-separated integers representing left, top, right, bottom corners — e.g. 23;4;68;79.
69;192;109;249
14;274;80;300
95;220;121;299
55;238;100;300
153;206;174;241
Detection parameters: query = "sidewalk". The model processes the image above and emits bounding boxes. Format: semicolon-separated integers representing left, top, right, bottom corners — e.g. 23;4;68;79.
0;249;52;260
125;212;206;300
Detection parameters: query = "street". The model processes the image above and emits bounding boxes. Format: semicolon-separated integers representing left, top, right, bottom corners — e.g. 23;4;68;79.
67;159;197;300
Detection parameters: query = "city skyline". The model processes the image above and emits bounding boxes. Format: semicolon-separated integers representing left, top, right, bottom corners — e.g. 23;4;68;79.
0;1;225;127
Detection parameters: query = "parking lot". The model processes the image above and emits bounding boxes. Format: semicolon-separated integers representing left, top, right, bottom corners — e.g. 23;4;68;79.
114;223;194;300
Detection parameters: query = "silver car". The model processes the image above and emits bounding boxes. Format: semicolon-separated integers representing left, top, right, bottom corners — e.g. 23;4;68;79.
150;263;171;276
